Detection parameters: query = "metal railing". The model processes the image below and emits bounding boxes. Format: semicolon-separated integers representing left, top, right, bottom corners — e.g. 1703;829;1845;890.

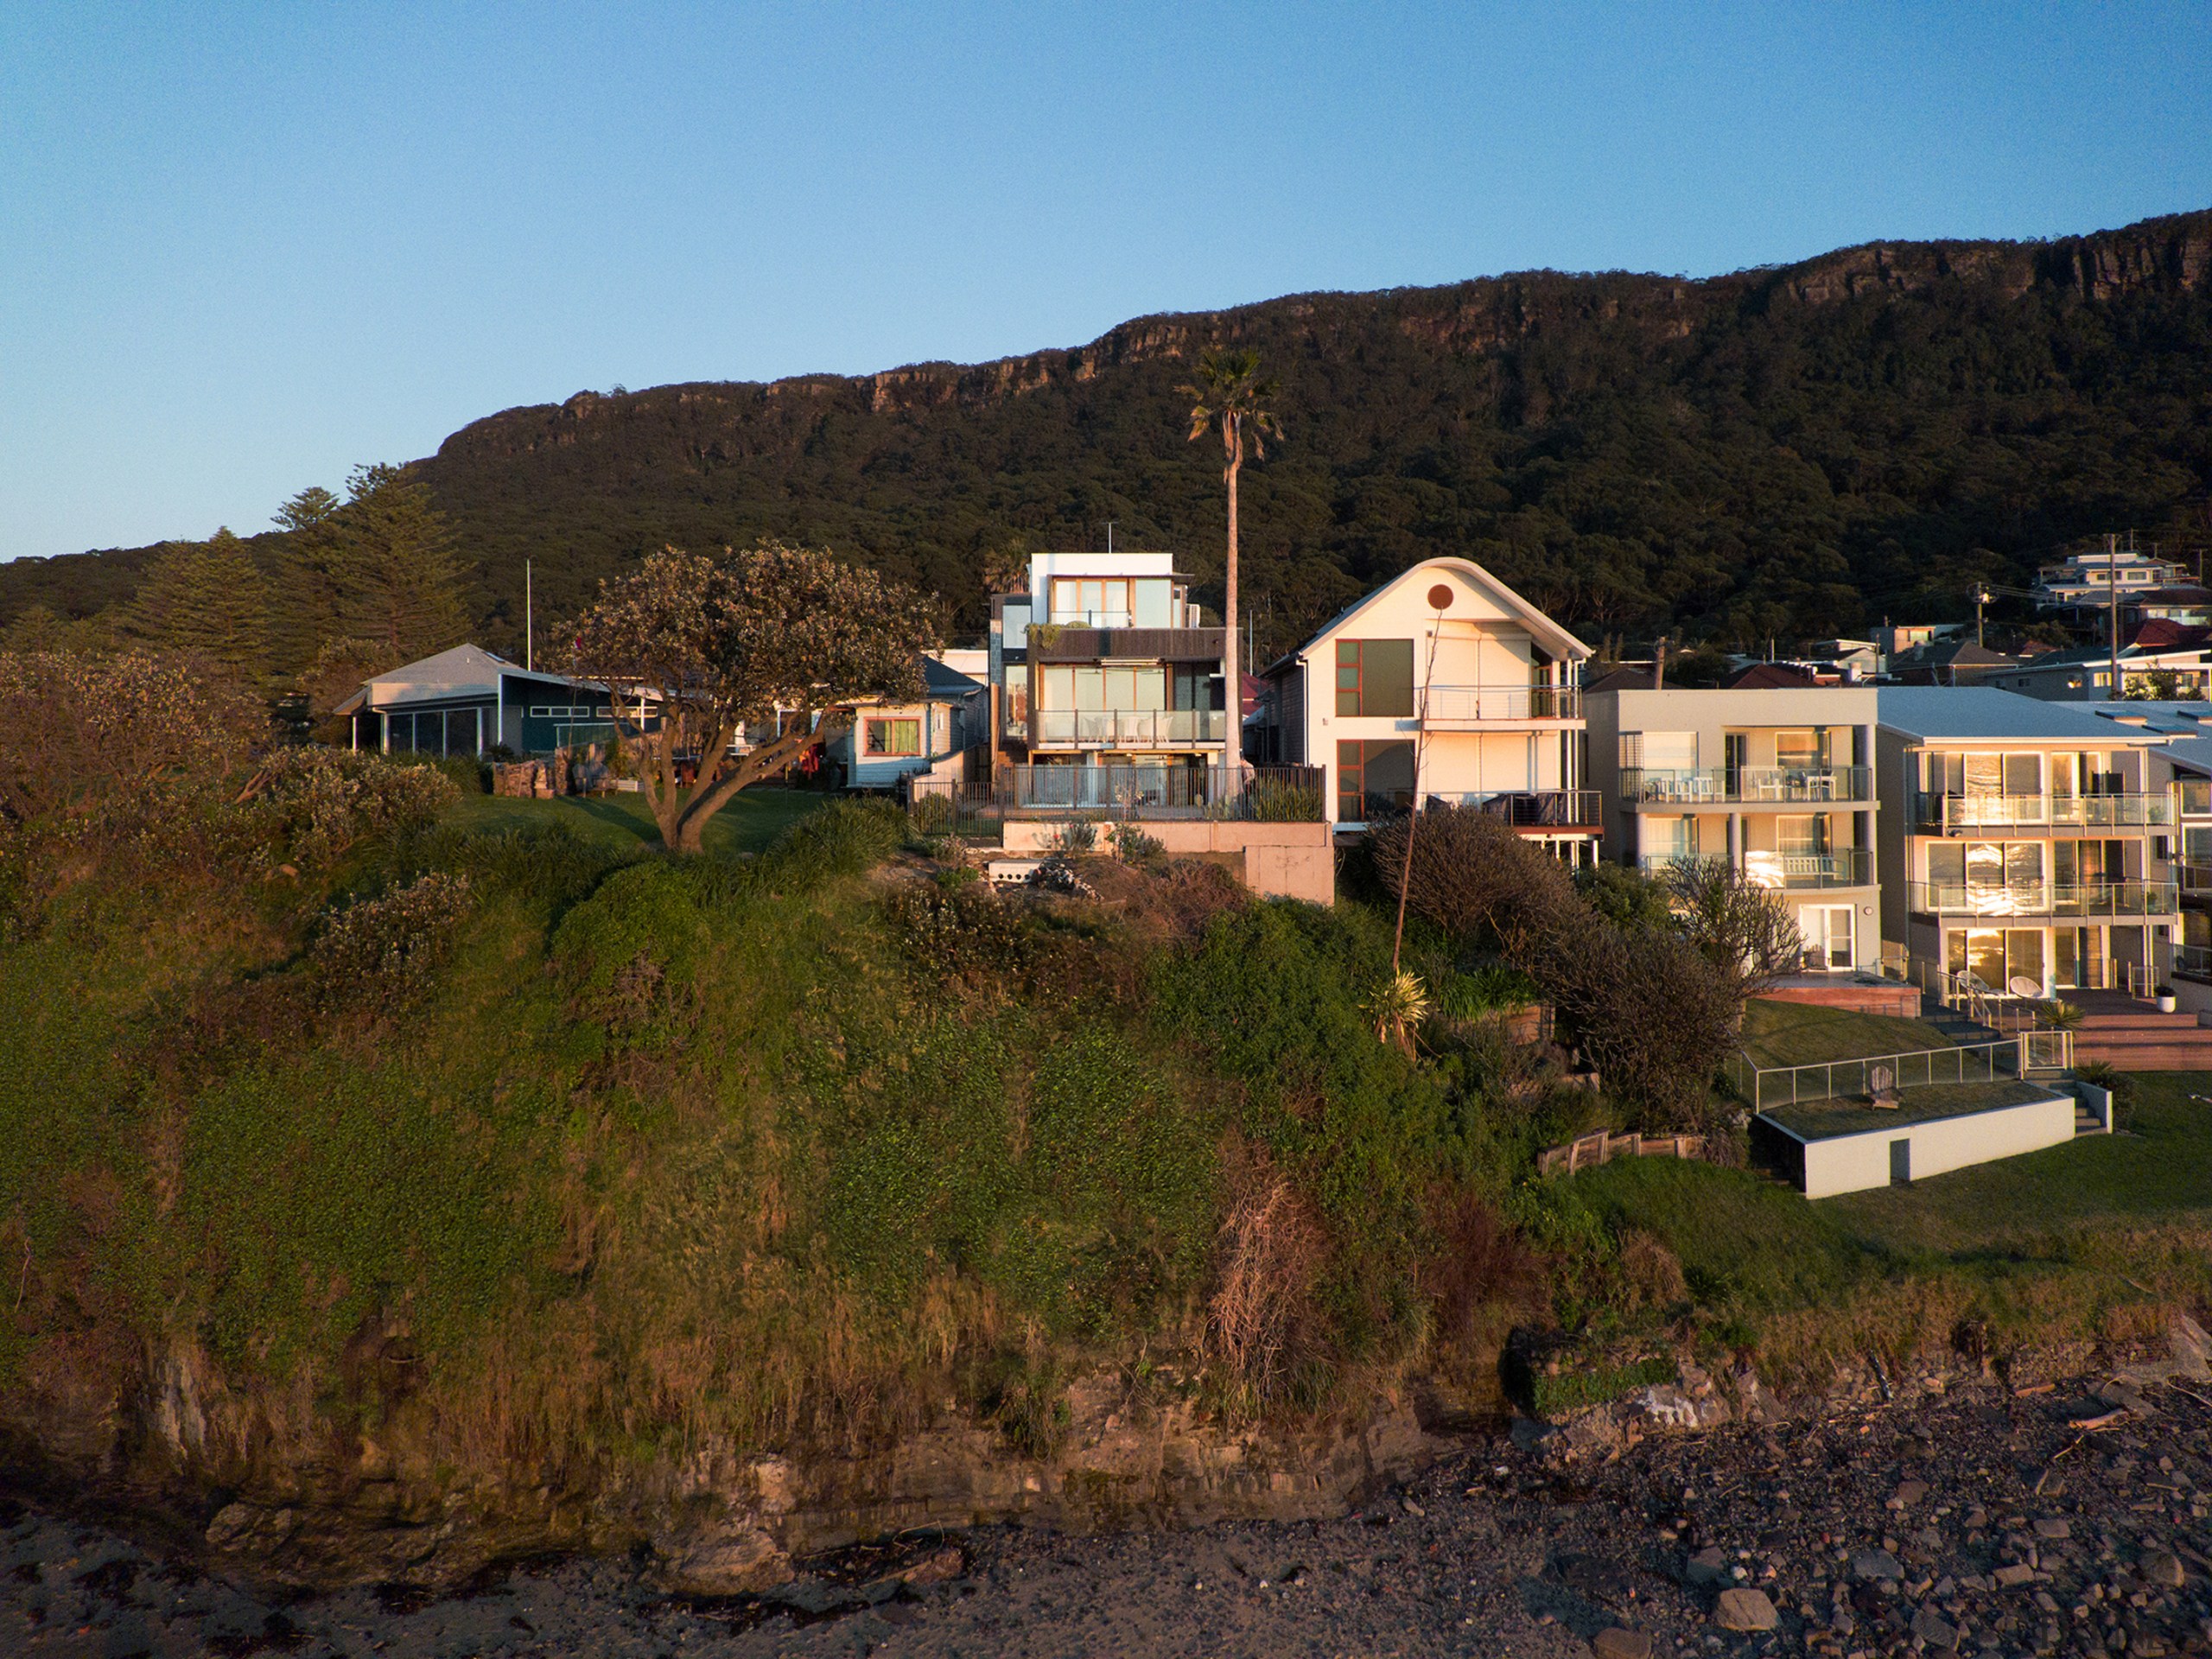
1418;683;1582;723
1910;791;2175;830
1908;879;2177;917
2177;943;2212;982
1460;789;1601;828
1031;709;1227;746
1620;766;1872;805
1728;1033;2074;1111
915;763;1326;821
1640;849;1872;889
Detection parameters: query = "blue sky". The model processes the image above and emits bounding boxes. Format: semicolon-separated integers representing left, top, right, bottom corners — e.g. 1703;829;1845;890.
3;3;2209;563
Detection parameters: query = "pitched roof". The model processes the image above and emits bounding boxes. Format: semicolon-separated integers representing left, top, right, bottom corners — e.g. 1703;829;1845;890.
1283;556;1591;664
333;643;605;715
1726;662;1817;690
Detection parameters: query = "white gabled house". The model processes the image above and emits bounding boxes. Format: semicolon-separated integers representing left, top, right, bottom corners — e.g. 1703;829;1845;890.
1256;556;1596;857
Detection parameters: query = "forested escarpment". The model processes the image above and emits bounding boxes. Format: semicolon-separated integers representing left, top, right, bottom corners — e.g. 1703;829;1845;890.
6;209;2211;661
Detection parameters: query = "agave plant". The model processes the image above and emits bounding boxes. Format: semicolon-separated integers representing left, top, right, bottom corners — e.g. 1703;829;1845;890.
1366;969;1431;1054
2038;998;2086;1032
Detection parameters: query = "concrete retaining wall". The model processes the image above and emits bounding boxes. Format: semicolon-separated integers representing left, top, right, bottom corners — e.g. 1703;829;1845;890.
1001;819;1335;906
1766;1090;2077;1199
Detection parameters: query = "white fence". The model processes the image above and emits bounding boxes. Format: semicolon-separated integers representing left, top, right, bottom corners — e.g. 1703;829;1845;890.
1728;1032;2075;1111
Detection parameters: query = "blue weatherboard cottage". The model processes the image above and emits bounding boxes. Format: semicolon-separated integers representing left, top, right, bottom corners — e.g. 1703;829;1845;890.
334;643;658;758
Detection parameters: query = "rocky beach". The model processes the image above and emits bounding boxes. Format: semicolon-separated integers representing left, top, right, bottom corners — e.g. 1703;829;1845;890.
4;1359;2210;1659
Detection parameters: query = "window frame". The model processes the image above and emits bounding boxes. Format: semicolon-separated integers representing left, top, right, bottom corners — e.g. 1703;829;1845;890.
863;715;924;758
1334;639;1416;718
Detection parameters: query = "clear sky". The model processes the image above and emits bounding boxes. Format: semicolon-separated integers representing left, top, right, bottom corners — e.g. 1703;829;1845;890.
3;2;2209;563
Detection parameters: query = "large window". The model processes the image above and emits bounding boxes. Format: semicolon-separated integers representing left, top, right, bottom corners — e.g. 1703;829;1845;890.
1046;576;1173;627
1338;739;1415;821
864;716;922;757
1335;639;1414;717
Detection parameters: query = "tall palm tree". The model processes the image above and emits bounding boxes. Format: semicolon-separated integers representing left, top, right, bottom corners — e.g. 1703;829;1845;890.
1184;348;1281;784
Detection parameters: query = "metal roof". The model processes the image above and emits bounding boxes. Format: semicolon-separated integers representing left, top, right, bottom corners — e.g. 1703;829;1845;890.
1875;686;2169;744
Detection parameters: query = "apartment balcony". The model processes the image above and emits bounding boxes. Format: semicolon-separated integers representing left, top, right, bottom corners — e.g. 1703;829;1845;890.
1416;683;1582;728
1460;789;1601;830
1031;709;1227;747
1640;849;1873;890
1619;766;1872;807
2181;863;2212;906
1907;879;2177;918
1029;625;1224;664
1909;791;2174;832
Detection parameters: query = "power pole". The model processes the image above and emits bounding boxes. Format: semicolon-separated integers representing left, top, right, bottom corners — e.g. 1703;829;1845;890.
526;559;534;673
1975;588;1989;649
2108;533;2120;698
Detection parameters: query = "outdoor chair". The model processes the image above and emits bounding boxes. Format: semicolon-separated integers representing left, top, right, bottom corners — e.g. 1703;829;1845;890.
1867;1063;1900;1110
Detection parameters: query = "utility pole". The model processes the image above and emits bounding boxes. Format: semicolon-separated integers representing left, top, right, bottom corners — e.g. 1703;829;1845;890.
2108;533;2120;699
1975;588;1989;649
525;559;534;673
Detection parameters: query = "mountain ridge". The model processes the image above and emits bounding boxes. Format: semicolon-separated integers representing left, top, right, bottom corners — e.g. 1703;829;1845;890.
9;207;2212;658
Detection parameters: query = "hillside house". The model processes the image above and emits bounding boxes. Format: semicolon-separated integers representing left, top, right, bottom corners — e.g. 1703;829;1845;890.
1586;683;1880;970
1256;557;1594;857
336;644;654;758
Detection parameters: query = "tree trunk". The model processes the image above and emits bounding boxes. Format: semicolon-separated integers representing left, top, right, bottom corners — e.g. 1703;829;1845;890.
1220;420;1245;791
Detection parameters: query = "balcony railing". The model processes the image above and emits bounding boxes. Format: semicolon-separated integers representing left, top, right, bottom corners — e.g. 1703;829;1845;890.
1418;683;1582;724
1908;879;2177;917
1461;789;1601;829
1620;766;1872;805
1030;625;1225;664
1909;791;2174;830
1032;709;1227;746
1641;849;1873;890
1003;763;1325;820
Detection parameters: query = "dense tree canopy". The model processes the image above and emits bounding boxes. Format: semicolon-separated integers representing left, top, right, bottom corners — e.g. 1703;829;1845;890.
6;210;2209;661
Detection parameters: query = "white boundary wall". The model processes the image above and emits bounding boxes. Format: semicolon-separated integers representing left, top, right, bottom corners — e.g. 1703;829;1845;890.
1766;1090;2077;1199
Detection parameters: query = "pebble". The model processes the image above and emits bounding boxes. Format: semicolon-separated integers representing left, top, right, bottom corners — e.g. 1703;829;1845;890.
1593;1627;1654;1659
2140;1550;2184;1588
1911;1606;1960;1649
1713;1587;1779;1630
2036;1518;2074;1540
1852;1548;1905;1581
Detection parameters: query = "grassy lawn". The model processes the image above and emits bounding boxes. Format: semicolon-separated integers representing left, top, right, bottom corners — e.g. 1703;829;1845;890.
1561;1071;2212;1370
1739;996;1955;1069
1822;1071;2212;1249
444;786;830;856
1763;1077;2053;1139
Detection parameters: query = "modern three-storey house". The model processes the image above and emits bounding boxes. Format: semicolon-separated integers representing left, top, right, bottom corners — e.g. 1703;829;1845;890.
1586;683;1882;970
1256;556;1595;858
985;551;1229;807
1874;688;2178;997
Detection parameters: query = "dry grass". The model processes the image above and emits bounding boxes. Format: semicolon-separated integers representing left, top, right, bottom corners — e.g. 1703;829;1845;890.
1205;1146;1326;1419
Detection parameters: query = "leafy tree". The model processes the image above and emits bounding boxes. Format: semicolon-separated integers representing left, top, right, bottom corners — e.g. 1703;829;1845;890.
1184;348;1281;774
334;464;468;664
567;541;938;855
1662;858;1802;999
129;530;270;677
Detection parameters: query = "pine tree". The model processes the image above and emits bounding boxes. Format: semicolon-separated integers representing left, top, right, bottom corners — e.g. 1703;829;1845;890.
130;530;270;677
269;485;346;676
333;464;468;663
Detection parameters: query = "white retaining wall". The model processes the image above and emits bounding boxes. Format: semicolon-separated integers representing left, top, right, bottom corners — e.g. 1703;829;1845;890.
1783;1091;2077;1199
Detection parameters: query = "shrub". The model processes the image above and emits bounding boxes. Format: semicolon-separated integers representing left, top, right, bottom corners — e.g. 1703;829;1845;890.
1206;1154;1326;1416
1046;816;1098;855
308;871;474;1000
231;747;459;874
1241;772;1325;823
1107;822;1166;867
883;878;1031;979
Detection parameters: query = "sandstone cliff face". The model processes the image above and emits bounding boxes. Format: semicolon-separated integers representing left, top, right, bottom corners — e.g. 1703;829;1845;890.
430;207;2212;468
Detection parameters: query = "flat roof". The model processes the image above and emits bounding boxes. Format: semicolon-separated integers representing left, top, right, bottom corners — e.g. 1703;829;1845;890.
1875;686;2169;744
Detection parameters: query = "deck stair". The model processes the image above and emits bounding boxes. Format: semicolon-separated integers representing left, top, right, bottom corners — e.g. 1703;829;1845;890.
2062;992;2212;1071
2073;1102;2109;1136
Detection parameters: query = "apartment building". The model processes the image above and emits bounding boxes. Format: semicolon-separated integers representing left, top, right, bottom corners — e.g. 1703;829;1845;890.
1874;688;2178;997
1257;556;1594;856
984;551;1228;807
1586;683;1881;970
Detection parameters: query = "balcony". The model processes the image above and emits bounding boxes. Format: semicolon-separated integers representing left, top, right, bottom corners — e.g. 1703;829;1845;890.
1032;708;1227;747
1003;763;1324;819
1620;766;1872;806
1641;849;1873;890
1029;625;1224;664
1461;789;1601;830
1417;683;1582;726
1910;791;2174;831
1908;879;2177;917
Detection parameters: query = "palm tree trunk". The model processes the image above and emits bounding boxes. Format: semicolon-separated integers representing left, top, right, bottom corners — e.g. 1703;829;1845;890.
1221;422;1245;788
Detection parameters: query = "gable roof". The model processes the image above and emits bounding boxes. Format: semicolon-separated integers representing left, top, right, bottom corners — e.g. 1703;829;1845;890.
333;644;606;715
1283;556;1591;664
1727;662;1817;690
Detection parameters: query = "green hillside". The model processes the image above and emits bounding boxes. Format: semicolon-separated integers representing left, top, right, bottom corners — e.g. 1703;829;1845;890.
6;209;2210;664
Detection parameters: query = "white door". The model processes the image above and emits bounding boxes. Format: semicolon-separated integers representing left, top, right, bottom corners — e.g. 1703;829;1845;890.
1798;905;1854;970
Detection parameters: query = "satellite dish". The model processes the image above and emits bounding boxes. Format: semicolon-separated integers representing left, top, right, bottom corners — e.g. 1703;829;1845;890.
1427;584;1453;610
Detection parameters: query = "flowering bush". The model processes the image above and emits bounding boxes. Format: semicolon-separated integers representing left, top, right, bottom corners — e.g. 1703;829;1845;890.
308;871;474;998
230;747;459;874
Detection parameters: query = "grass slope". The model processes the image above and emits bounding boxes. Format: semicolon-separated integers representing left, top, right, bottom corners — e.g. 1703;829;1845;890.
1738;997;1955;1069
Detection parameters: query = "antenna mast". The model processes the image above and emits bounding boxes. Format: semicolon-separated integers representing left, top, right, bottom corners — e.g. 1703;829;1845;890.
2108;533;2120;699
